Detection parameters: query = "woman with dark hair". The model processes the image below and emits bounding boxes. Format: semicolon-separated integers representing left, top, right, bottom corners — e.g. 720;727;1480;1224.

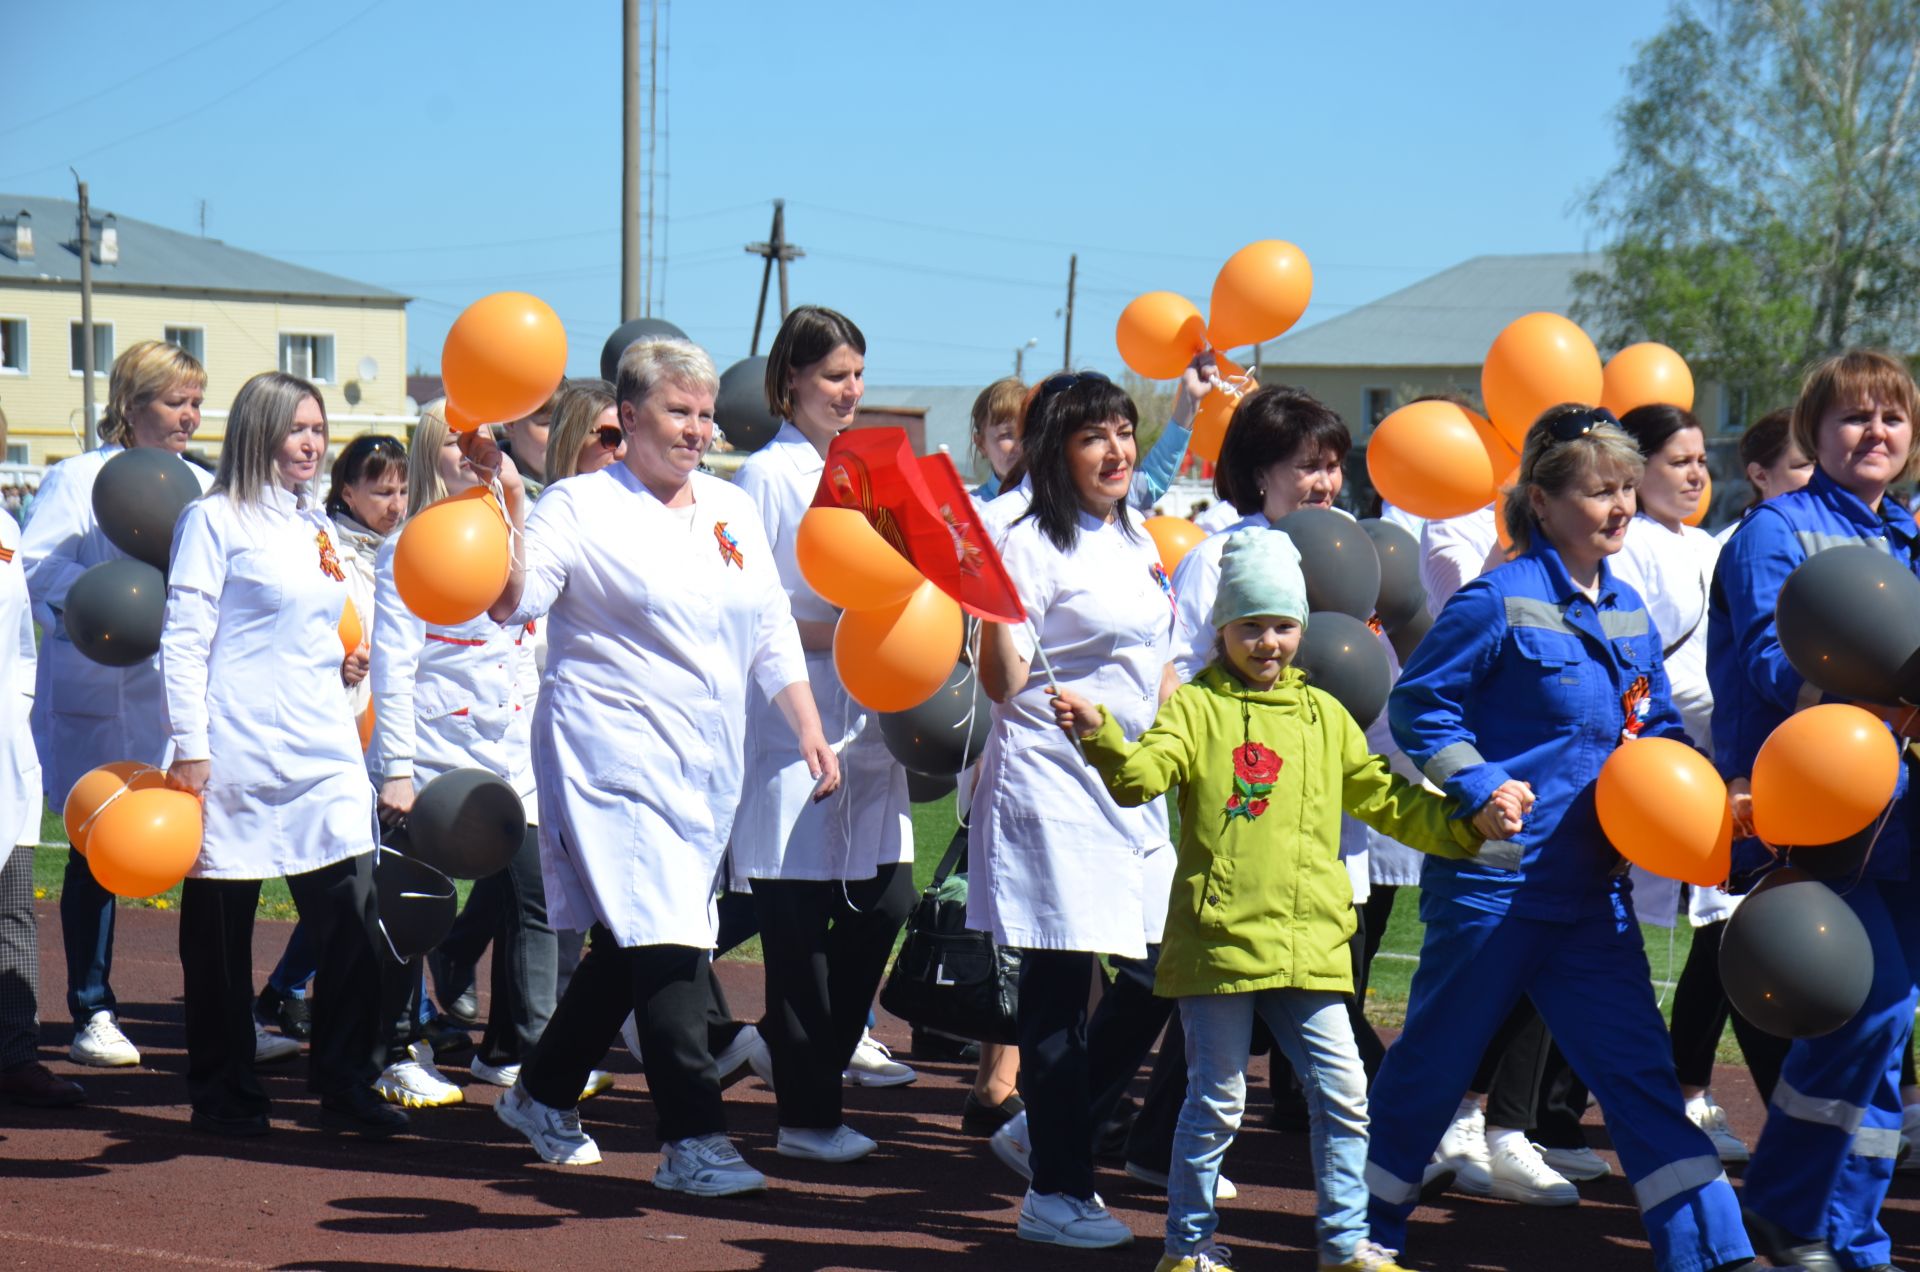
1368;404;1757;1272
1712;351;1920;1272
1727;409;1812;530
971;370;1177;1249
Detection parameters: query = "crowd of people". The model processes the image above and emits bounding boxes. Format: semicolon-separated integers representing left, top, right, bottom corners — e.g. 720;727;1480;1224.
0;318;1914;1272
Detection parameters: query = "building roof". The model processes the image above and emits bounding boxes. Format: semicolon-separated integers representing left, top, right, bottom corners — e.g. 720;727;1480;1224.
1257;252;1602;368
862;383;983;465
0;193;406;303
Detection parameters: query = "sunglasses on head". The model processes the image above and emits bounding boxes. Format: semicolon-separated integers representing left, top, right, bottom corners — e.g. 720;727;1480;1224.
1034;370;1111;402
593;425;623;450
1545;406;1620;444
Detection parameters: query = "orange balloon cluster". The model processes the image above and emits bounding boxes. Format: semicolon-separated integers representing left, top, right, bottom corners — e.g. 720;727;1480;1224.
796;507;962;713
1115;293;1207;380
64;761;165;856
393;487;511;625
1596;738;1732;886
1188;353;1247;464
1751;704;1899;847
1601;342;1695;417
1482;313;1605;451
1367;401;1516;520
440;292;569;434
1143;516;1206;574
88;788;203;899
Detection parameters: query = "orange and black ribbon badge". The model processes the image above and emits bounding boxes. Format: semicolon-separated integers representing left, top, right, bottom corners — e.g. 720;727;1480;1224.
315;530;345;581
713;521;745;570
0;545;14;564
1620;673;1652;742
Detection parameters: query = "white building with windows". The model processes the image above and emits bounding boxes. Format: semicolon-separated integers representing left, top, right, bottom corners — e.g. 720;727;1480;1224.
0;193;410;466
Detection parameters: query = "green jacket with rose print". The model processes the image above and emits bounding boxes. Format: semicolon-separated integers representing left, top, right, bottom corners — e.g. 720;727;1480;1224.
1083;663;1481;999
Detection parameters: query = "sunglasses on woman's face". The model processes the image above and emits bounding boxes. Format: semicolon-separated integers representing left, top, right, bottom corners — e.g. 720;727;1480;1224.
594;426;623;450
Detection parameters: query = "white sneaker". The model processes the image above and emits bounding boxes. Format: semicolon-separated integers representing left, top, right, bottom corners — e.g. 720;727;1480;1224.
1017;1188;1133;1248
495;1084;601;1165
1436;1104;1491;1195
470;1057;522;1087
715;1024;772;1088
655;1132;767;1197
776;1124;877;1162
843;1029;917;1087
1121;1160;1237;1201
990;1109;1033;1180
375;1041;464;1109
1488;1137;1580;1205
254;1020;300;1064
69;1011;139;1067
1686;1094;1750;1164
1537;1144;1612;1181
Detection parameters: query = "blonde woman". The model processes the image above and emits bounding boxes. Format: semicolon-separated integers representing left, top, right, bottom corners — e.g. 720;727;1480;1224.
23;339;213;1070
544;379;624;485
160;371;397;1138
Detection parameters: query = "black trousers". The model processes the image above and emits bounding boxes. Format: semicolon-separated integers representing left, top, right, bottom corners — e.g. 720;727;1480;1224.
1469;997;1554;1131
433;826;557;1065
1668;915;1790;1101
180;853;384;1119
520;927;721;1144
753;864;915;1129
1019;945;1174;1199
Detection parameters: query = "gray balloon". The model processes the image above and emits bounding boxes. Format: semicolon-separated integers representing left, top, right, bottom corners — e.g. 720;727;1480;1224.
907;770;958;804
599;317;689;383
1388;605;1433;666
880;661;992;777
716;356;783;453
406;768;526;880
1721;867;1873;1039
92;448;201;571
1294;610;1392;728
1274;509;1382;621
372;848;457;961
1775;544;1920;704
1360;519;1426;632
63;559;166;667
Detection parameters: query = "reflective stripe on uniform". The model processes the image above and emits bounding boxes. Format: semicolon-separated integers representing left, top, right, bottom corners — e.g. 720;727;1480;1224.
1853;1125;1902;1159
1632;1154;1726;1212
1365;1160;1422;1206
1770;1078;1867;1133
1476;840;1524;871
1504;595;1648;639
1423;742;1486;785
1796;530;1890;558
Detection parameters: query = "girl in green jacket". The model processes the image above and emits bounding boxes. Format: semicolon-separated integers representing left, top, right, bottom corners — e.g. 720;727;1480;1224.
1052;528;1527;1272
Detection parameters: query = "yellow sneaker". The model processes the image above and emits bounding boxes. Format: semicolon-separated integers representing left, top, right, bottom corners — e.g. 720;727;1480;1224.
1154;1243;1235;1271
1321;1239;1409;1271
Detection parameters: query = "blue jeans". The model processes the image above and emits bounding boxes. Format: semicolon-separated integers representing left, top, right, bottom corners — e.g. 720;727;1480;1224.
1171;989;1369;1263
267;919;314;998
61;849;116;1022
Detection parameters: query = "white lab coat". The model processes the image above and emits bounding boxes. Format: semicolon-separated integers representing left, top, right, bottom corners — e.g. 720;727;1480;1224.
23;446;213;806
1418;507;1499;617
967;510;1174;957
507;465;806;948
1;512;41;847
727;424;911;886
368;534;537;809
160;488;375;880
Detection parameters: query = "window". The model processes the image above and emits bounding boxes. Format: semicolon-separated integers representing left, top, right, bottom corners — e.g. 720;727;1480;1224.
1362;387;1396;432
69;320;111;375
0;317;23;373
4;444;25;465
1720;384;1752;433
279;332;334;383
164;325;205;364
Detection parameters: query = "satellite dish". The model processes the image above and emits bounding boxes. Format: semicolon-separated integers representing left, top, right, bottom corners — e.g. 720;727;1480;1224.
357;355;379;382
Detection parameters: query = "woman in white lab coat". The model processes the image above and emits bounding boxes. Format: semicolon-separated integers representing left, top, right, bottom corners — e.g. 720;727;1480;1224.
23;339;211;1070
727;306;915;1162
161;370;398;1139
972;369;1177;1249
369;404;551;1108
476;337;839;1197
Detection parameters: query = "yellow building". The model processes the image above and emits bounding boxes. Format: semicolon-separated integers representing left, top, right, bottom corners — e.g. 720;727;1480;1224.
0;194;411;467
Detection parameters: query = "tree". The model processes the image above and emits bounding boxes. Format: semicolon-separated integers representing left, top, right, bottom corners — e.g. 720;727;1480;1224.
1576;0;1920;415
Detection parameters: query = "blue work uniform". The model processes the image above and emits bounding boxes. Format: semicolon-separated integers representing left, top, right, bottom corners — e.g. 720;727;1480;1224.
1708;467;1920;1268
1369;537;1750;1272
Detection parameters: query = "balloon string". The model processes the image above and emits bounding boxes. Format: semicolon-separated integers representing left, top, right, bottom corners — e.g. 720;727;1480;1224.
72;765;164;846
1027;617;1087;759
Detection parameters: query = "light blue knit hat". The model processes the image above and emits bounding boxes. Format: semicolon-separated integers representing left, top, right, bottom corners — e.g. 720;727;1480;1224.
1210;528;1309;630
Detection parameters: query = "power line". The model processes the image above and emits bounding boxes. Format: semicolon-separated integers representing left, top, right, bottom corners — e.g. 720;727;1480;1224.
253;200;763;258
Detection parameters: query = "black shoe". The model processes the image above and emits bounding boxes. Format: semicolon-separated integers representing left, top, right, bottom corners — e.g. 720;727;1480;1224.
191;1107;271;1137
0;1061;86;1108
423;1015;473;1056
961;1090;1025;1136
1742;1207;1840;1272
427;951;480;1028
320;1086;410;1139
254;985;312;1042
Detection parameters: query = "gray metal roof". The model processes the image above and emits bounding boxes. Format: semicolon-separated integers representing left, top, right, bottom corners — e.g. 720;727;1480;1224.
1256;252;1602;368
863;383;984;467
0;193;406;303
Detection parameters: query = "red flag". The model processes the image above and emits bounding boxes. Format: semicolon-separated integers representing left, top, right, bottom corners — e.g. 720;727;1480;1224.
810;429;1026;624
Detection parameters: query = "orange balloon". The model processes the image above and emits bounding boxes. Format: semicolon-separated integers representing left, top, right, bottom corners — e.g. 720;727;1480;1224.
1752;703;1901;846
445;400;485;436
833;580;964;712
1596;737;1733;886
1464;407;1520;485
393;487;511;625
358;702;375;751
441;291;569;428
86;787;203;899
1685;475;1712;528
338;596;364;657
1207;240;1313;350
1143;516;1206;574
1601;342;1695;416
1116;292;1208;380
1481;313;1604;451
795;507;925;611
1188;353;1247;464
1366;401;1500;520
64;761;165;857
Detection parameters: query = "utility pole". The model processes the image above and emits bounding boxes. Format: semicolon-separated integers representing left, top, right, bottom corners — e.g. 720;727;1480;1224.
74;171;97;450
620;0;642;322
1015;337;1037;379
1062;253;1077;370
746;199;805;355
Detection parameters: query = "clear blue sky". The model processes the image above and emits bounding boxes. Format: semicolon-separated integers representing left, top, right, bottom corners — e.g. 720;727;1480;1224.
0;0;1674;387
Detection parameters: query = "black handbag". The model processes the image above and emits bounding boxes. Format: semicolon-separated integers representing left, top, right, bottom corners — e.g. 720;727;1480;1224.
880;826;1022;1045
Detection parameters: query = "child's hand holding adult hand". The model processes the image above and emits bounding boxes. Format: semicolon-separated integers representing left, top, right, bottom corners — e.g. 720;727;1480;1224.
1471;796;1524;842
1050;689;1102;740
